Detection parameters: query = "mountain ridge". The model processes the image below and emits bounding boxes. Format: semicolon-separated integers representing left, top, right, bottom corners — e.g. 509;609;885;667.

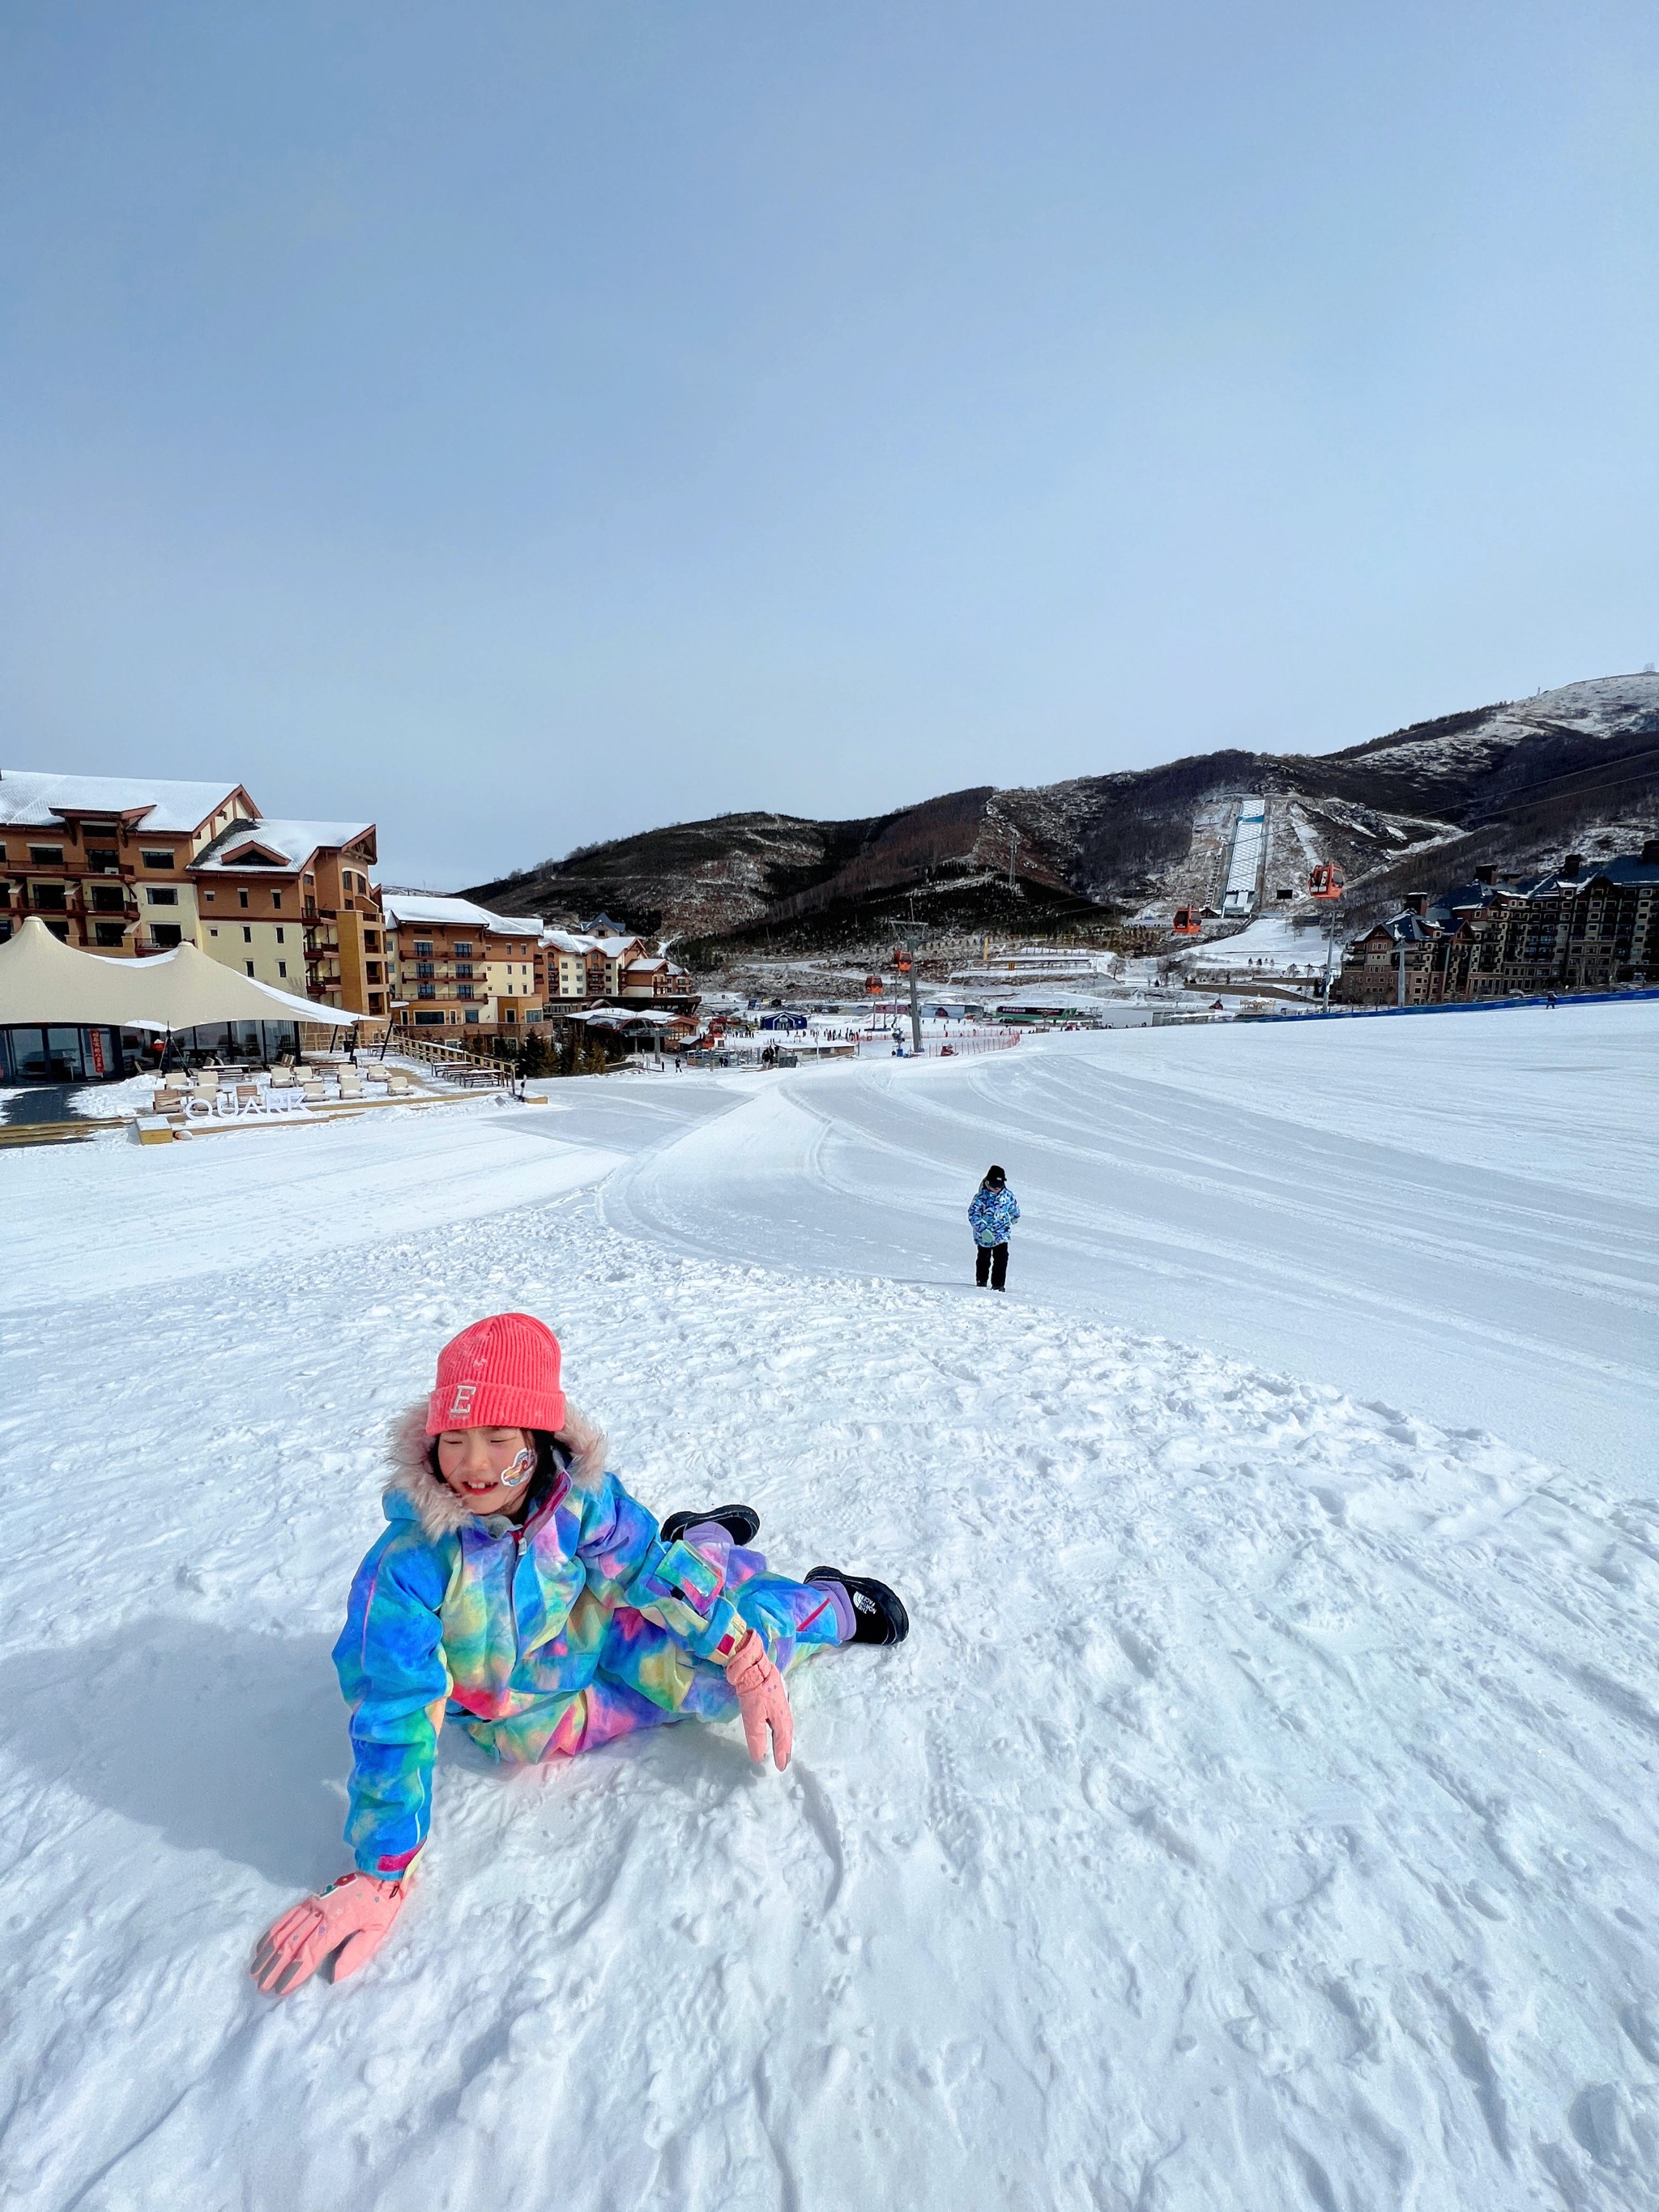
462;673;1659;949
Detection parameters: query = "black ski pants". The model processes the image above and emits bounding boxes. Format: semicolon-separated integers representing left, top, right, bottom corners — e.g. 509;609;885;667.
975;1241;1009;1290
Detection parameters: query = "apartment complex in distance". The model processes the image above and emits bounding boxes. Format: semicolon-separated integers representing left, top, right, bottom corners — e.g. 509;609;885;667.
543;928;697;1010
0;771;388;1017
1335;844;1659;1006
380;894;545;1031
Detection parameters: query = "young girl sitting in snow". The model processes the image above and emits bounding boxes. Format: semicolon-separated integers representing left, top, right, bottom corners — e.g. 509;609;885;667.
253;1313;907;1997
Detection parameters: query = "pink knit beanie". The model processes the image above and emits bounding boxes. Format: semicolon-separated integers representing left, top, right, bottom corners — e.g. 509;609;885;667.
425;1313;567;1436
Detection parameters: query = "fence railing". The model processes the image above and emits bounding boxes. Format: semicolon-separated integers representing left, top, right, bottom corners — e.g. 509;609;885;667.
386;1025;513;1077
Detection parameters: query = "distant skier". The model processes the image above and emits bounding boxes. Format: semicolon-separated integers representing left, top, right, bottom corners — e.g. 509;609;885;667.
252;1313;907;1997
969;1164;1021;1292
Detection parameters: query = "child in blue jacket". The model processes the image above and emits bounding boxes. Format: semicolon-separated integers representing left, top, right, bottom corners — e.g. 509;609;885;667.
968;1164;1020;1290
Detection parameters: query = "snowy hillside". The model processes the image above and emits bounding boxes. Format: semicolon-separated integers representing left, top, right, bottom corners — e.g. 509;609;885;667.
1336;673;1659;782
2;1005;1657;2209
466;673;1659;948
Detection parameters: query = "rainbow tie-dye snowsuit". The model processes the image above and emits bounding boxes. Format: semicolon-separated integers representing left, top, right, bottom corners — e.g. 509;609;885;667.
334;1438;844;1876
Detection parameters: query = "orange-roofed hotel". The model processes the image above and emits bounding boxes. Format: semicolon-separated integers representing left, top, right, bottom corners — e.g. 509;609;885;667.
0;769;390;1080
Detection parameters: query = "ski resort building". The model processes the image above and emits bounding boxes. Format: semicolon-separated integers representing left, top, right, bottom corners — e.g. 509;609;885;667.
0;772;258;954
381;893;546;1032
540;929;699;1014
1333;844;1659;1005
542;930;647;1002
190;817;386;1018
0;771;389;1018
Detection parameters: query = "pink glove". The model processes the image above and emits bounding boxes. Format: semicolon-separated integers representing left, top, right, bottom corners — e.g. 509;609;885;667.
726;1629;792;1770
251;1872;406;1997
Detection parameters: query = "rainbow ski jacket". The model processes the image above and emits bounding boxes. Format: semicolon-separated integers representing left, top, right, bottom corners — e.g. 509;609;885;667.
968;1185;1021;1247
333;1404;844;1876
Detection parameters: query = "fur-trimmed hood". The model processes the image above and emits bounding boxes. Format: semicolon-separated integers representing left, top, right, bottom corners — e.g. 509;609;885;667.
384;1399;610;1543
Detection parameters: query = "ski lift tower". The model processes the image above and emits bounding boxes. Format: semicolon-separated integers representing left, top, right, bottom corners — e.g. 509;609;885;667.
1308;864;1344;1004
899;928;925;1056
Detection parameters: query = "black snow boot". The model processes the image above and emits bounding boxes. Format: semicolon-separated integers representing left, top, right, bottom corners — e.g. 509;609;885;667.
806;1568;910;1646
659;1504;761;1548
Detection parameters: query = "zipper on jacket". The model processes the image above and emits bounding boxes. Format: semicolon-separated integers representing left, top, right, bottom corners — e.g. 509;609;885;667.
505;1526;523;1667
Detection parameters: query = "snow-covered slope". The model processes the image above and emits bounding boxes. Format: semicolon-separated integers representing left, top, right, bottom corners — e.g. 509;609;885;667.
605;1006;1657;1484
3;1007;1657;2210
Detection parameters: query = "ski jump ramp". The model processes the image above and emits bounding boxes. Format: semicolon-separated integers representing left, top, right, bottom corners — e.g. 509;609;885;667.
1221;795;1266;917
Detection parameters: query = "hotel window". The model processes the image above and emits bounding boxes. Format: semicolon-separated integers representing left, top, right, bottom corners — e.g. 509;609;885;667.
93;923;126;946
242;925;253;943
88;848;118;871
146;886;178;906
203;888;215;902
271;891;282;911
245;961;255;976
151;924;181;947
417;983;436;1000
278;961;288;978
140;849;172;869
29;845;64;865
275;926;284;944
413;939;433;956
454;962;474;979
239;888;249;907
453;941;473;956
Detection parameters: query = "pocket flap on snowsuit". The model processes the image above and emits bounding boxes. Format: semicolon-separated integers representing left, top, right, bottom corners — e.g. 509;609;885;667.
638;1539;722;1620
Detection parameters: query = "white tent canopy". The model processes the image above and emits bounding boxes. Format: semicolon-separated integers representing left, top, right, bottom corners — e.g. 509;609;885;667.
0;916;358;1030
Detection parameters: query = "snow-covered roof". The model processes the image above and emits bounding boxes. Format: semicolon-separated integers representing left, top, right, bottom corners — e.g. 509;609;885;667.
381;892;509;931
0;770;250;834
192;818;374;872
380;892;542;939
543;931;596;954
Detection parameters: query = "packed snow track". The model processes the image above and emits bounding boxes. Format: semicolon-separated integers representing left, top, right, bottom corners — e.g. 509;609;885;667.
2;1001;1656;2211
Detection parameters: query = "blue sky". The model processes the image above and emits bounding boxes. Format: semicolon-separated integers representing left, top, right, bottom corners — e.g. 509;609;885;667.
2;2;1656;889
